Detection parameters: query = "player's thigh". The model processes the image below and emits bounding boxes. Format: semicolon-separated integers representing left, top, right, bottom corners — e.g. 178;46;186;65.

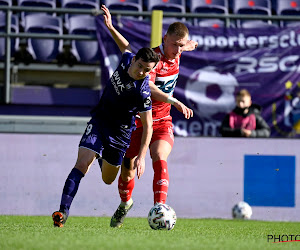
125;127;143;158
75;147;97;175
150;120;174;162
101;146;126;184
120;156;137;181
102;159;120;185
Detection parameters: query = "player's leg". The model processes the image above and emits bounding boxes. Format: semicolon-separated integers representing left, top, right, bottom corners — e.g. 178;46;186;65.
110;157;136;228
116;127;142;203
53;147;96;227
150;119;174;205
119;157;136;203
150;140;172;205
101;159;120;184
101;142;132;184
110;128;142;228
52;118;100;227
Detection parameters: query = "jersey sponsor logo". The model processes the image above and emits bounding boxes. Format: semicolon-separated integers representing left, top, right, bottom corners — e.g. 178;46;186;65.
111;70;125;95
156;179;169;187
155;74;179;94
144;96;152;108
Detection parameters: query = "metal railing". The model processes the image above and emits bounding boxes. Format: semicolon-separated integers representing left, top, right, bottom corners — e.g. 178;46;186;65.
1;6;300;104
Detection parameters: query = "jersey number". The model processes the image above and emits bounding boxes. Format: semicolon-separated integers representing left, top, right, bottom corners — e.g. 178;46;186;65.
85;124;92;135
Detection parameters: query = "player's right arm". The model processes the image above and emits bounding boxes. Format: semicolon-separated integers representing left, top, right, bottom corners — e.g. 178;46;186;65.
134;109;153;179
149;81;193;119
101;5;132;54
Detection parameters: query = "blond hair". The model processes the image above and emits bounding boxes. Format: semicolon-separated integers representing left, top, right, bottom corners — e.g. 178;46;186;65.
166;22;189;38
236;89;251;98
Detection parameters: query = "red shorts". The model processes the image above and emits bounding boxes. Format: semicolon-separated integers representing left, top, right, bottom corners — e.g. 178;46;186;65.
125;117;174;158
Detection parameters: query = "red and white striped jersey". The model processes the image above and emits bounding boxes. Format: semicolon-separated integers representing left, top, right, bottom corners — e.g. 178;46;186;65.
149;44;181;121
136;44;181;127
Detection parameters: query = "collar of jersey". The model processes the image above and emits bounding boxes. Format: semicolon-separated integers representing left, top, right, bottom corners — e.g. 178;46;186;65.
159;44;176;63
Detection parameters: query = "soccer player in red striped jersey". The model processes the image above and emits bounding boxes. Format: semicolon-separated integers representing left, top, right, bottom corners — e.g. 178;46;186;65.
100;5;198;228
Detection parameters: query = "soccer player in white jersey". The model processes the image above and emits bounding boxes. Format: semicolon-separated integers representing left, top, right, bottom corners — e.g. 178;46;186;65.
100;5;198;228
51;39;160;226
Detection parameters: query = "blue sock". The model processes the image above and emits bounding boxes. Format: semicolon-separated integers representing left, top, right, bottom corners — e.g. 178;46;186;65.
59;168;84;216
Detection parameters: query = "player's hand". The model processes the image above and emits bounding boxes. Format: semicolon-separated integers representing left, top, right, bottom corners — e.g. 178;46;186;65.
101;5;113;29
174;100;193;119
241;128;252;137
134;156;145;179
185;40;198;51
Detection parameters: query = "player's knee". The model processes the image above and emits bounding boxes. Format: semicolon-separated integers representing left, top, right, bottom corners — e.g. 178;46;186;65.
151;152;166;162
74;161;89;175
121;174;134;182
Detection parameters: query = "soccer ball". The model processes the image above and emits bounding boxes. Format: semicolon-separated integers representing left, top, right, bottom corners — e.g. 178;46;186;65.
147;203;177;230
232;201;252;219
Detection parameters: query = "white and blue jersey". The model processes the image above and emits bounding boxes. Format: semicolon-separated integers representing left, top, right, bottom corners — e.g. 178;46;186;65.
79;52;152;166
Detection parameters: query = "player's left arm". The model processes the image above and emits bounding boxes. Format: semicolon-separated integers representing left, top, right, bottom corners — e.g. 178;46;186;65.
149;81;193;119
182;40;198;52
134;109;153;179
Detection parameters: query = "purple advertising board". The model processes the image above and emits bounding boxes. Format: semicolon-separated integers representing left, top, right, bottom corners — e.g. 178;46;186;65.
95;16;300;138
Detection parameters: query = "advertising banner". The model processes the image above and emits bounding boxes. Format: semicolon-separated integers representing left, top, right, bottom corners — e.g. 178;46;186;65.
96;16;300;138
1;133;299;221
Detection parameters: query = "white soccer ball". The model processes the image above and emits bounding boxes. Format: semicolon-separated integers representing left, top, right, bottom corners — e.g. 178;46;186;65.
232;201;253;219
148;203;177;230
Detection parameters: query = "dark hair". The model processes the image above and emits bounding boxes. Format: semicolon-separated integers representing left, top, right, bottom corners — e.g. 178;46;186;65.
166;22;189;38
135;47;160;65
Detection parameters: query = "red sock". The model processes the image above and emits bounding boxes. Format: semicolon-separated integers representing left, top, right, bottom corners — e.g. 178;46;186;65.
153;160;169;204
118;175;135;202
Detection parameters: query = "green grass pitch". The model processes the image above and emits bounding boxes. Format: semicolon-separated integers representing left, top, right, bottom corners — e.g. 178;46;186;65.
1;215;300;250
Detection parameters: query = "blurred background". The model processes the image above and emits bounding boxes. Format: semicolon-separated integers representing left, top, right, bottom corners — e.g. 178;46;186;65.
1;0;300;137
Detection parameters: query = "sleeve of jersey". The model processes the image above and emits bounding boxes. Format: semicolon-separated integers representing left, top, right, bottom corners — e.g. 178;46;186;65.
148;66;157;83
138;79;152;113
121;52;133;63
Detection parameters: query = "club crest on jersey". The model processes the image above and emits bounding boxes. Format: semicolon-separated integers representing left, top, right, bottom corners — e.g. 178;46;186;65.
125;82;135;90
